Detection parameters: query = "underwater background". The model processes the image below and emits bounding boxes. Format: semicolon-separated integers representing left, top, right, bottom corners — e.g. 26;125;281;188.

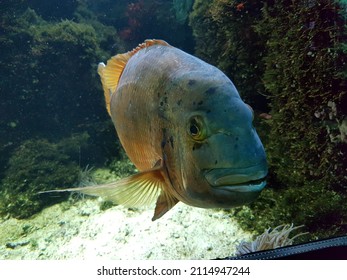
0;0;346;259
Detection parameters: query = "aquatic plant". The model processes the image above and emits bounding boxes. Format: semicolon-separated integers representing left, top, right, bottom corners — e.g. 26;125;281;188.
231;183;347;241
0;4;123;186
173;0;194;24
189;0;268;109
189;0;222;64
257;0;346;193
1;7;105;141
27;0;78;20
116;0;194;51
108;145;137;180
0;139;81;218
191;0;347;239
252;0;347;238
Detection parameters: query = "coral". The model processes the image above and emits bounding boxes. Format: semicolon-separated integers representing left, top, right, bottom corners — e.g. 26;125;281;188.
119;0;145;42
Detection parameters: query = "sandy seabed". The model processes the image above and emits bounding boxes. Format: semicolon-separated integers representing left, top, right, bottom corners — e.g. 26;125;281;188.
0;199;252;260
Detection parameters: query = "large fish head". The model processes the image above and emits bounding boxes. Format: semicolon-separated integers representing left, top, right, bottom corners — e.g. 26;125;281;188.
164;73;268;209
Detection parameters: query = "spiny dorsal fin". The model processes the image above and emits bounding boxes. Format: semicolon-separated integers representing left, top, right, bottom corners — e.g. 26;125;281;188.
98;39;171;115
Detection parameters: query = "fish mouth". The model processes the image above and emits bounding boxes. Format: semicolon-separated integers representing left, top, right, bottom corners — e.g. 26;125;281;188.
215;178;267;192
204;166;268;193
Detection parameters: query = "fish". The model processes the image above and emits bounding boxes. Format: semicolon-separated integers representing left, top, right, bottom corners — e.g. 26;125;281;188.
51;39;268;221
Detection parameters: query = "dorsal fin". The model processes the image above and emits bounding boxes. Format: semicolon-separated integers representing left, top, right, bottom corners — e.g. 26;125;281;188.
98;39;171;115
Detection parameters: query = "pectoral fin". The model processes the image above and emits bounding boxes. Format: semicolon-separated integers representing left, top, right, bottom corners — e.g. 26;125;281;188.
40;166;179;220
71;169;167;207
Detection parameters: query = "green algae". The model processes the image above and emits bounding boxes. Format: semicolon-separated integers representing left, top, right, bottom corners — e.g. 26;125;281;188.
189;0;267;109
190;0;347;239
0;4;124;218
0;139;81;218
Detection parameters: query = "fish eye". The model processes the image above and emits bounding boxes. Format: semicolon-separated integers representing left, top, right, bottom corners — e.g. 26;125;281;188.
188;116;206;141
190;123;199;136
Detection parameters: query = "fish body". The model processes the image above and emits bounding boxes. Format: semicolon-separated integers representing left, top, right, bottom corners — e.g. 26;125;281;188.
76;40;267;220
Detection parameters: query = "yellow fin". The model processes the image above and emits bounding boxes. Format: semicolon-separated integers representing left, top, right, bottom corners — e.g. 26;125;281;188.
98;39;171;115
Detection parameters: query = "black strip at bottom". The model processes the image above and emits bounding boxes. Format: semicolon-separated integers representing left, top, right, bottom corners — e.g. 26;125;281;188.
217;235;347;260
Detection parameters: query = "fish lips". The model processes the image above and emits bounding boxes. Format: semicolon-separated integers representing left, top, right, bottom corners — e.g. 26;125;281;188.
204;166;268;193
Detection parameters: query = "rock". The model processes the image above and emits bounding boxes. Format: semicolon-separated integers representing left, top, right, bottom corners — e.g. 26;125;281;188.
6;240;30;249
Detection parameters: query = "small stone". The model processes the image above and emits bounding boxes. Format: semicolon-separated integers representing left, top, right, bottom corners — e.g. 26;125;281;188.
6;240;30;249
